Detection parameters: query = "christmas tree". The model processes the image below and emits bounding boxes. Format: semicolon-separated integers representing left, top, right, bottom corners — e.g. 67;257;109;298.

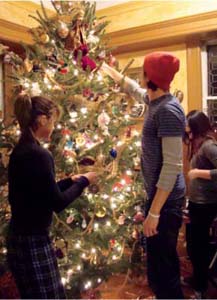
0;1;146;297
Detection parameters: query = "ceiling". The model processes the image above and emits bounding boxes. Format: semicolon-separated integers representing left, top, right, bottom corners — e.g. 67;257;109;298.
31;0;130;11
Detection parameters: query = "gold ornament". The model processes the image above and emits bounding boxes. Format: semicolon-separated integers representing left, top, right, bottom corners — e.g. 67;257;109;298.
76;134;86;147
57;21;69;39
23;58;33;73
39;33;50;44
96;206;106;218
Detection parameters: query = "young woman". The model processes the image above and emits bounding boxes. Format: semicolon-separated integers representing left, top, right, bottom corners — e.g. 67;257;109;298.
6;94;97;299
185;110;217;298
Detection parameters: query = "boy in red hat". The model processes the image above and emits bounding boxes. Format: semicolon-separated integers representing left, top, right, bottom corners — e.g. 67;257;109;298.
102;52;186;299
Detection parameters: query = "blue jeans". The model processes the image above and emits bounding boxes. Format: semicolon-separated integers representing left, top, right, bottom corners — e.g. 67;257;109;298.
145;200;184;299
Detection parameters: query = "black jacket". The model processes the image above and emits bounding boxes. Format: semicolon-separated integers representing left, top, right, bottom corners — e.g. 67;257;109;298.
8;132;89;234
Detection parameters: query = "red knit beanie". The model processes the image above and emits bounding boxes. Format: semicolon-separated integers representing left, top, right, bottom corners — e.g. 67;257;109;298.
143;52;180;91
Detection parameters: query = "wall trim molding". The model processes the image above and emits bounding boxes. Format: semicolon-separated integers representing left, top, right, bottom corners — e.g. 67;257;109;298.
0;19;33;44
106;11;217;54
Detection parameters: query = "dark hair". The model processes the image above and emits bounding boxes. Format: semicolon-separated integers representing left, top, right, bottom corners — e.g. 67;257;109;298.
147;80;158;91
185;110;213;160
143;71;159;91
14;94;60;132
187;110;212;139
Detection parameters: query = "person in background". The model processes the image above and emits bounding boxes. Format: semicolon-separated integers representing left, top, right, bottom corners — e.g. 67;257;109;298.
174;89;184;103
6;94;97;299
102;52;186;299
185;110;217;299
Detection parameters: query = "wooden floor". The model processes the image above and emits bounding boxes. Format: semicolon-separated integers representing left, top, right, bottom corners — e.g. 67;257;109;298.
82;225;217;299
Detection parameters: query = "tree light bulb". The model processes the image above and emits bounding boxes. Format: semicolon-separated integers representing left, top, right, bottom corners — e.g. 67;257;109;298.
126;170;133;175
80;107;87;114
75;242;80;249
106;221;111;226
77;265;81;271
74;69;78;76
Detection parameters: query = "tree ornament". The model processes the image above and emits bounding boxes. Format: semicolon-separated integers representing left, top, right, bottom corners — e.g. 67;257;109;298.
57;21;69;39
58;66;69;74
88;184;99;194
81;55;96;71
133;155;140;170
33;64;40;72
109;239;116;248
97;111;110;129
109;148;117;158
79;156;95;166
83;87;92;98
23;58;33;73
55;248;64;259
87;33;99;45
3;54;12;64
133;211;145;223
125;126;132;138
74;44;96;71
118;214;126;225
55;238;66;258
112;182;123;192
121;175;133;185
66;214;74;224
39;33;50;44
81;218;87;229
76;133;86;147
95;206;106;218
108;53;117;67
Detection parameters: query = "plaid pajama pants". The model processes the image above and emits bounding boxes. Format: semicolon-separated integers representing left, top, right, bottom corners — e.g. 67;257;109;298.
6;233;66;299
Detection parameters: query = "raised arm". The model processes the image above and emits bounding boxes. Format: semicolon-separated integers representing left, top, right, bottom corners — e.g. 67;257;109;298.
101;62;149;104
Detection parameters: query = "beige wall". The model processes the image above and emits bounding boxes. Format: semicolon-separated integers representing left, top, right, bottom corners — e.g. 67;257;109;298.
97;0;217;33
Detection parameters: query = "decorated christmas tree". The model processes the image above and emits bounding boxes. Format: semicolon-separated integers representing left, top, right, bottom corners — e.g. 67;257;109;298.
0;1;146;298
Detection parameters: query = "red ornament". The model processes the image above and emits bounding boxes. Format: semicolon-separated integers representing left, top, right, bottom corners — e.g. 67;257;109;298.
58;59;65;65
61;128;71;135
74;44;89;58
112;182;123;191
59;67;68;74
133;211;145;223
81;56;96;71
109;239;116;248
83;87;92;97
121;175;133;185
126;126;132;138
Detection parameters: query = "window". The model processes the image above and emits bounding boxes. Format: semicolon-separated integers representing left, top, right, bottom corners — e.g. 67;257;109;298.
207;45;217;96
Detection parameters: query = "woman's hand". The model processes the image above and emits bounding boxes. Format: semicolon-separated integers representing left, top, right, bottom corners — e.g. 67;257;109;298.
83;172;98;184
188;168;199;180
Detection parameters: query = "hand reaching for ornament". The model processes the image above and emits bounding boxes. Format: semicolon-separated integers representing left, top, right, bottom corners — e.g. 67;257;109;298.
71;172;98;184
71;174;84;181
